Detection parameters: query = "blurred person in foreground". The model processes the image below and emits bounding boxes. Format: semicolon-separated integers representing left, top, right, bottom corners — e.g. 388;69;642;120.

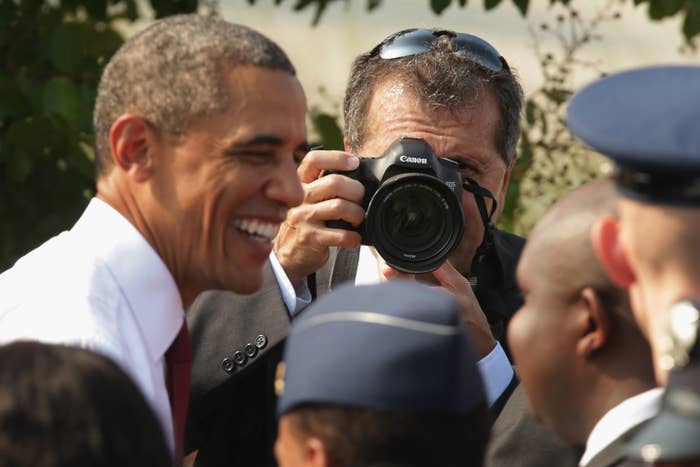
274;280;490;467
508;179;658;467
0;341;172;467
565;65;700;466
187;28;578;466
0;13;306;458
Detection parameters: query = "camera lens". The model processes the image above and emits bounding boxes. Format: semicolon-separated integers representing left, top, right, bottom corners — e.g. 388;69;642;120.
383;185;445;253
365;173;464;274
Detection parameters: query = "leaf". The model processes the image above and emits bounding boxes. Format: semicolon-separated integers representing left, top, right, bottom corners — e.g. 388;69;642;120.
84;0;108;20
367;0;382;11
47;23;84;73
0;75;29;119
309;111;343;150
542;87;572;105
524;100;537;126
648;0;684;20
42;77;81;125
682;0;700;41
430;0;451;15
83;25;123;60
484;0;503;10
149;0;198;18
5;116;55;157
511;0;528;16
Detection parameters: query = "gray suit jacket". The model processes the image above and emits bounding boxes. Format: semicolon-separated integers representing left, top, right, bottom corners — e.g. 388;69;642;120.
486;383;581;467
185;232;575;467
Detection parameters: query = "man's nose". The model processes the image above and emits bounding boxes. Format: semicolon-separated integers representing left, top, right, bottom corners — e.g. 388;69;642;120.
267;159;304;208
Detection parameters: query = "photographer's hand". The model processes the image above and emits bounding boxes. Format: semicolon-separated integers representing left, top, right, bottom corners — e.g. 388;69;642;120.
274;149;365;286
379;261;496;359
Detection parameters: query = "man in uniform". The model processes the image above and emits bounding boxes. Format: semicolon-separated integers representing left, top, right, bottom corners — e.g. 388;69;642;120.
274;281;490;467
565;64;700;466
509;180;659;467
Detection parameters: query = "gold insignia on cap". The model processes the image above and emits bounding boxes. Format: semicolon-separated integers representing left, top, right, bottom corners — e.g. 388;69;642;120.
274;361;286;396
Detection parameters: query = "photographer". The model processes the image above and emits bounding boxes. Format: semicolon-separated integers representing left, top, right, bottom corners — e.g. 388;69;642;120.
186;28;574;467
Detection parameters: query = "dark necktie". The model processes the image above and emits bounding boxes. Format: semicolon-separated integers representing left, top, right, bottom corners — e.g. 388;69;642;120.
165;321;192;461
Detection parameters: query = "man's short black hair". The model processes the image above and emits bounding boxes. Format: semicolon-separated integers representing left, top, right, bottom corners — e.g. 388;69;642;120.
0;341;172;467
286;402;491;467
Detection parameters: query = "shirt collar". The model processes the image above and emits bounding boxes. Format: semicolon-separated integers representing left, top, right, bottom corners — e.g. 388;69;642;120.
579;387;664;466
71;198;184;361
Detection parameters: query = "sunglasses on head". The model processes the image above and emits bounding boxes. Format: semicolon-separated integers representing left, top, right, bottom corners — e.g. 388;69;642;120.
370;28;509;73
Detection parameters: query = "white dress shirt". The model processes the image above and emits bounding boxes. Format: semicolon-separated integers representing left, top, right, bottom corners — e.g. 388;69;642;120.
0;198;184;450
269;245;515;406
579;388;664;466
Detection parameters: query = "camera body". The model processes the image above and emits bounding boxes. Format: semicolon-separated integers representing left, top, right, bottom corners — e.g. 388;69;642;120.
326;137;464;274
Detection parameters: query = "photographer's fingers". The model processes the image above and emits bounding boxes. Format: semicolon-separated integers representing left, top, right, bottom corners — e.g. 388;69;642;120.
286;197;365;229
432;262;476;298
298;150;359;184
304;173;365;205
431;263;495;358
378;263;416;282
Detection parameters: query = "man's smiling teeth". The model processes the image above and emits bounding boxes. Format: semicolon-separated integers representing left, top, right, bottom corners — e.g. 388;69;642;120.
232;219;280;242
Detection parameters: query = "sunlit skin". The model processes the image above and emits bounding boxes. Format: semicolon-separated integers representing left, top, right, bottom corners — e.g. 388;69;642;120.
594;198;700;384
98;65;307;306
507;235;592;443
274;415;327;467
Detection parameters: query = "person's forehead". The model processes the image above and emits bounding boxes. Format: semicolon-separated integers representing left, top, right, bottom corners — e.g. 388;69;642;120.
362;76;500;157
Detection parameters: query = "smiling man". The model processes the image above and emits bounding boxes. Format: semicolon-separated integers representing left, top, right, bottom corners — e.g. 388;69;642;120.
186;28;578;467
0;14;305;458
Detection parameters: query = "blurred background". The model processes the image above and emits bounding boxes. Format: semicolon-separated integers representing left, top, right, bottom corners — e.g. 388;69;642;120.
1;0;697;270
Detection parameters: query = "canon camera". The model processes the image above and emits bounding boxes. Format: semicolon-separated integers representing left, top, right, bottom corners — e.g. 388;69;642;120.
326;137;464;274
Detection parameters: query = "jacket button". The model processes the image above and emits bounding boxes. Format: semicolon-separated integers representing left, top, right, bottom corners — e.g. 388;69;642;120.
255;334;268;349
233;351;247;366
221;357;235;373
245;343;257;358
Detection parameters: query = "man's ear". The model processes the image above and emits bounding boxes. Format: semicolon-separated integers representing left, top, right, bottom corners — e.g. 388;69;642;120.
304;437;331;467
575;286;612;358
591;216;636;288
343;136;350;152
109;114;156;182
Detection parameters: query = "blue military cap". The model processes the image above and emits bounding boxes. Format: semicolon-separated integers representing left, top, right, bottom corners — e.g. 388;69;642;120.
566;65;700;205
276;281;485;416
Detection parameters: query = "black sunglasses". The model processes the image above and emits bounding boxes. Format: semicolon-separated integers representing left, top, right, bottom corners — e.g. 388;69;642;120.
370;28;509;73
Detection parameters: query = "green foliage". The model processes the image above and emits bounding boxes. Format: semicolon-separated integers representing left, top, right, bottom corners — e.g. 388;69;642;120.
271;0;699;43
498;2;619;235
0;0;196;271
1;0;697;270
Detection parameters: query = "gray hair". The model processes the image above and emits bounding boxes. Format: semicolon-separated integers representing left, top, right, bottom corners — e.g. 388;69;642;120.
93;14;296;174
343;32;523;165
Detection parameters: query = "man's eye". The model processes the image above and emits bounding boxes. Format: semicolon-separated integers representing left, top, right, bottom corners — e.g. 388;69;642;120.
227;152;273;164
457;162;479;174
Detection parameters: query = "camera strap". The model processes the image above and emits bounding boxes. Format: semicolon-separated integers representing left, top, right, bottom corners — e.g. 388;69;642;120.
462;177;497;259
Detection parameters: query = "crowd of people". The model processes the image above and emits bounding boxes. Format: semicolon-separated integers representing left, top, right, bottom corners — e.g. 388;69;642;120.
0;13;698;467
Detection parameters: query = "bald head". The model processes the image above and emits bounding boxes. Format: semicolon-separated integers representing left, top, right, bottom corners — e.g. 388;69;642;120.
509;179;655;445
523;179;620;305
